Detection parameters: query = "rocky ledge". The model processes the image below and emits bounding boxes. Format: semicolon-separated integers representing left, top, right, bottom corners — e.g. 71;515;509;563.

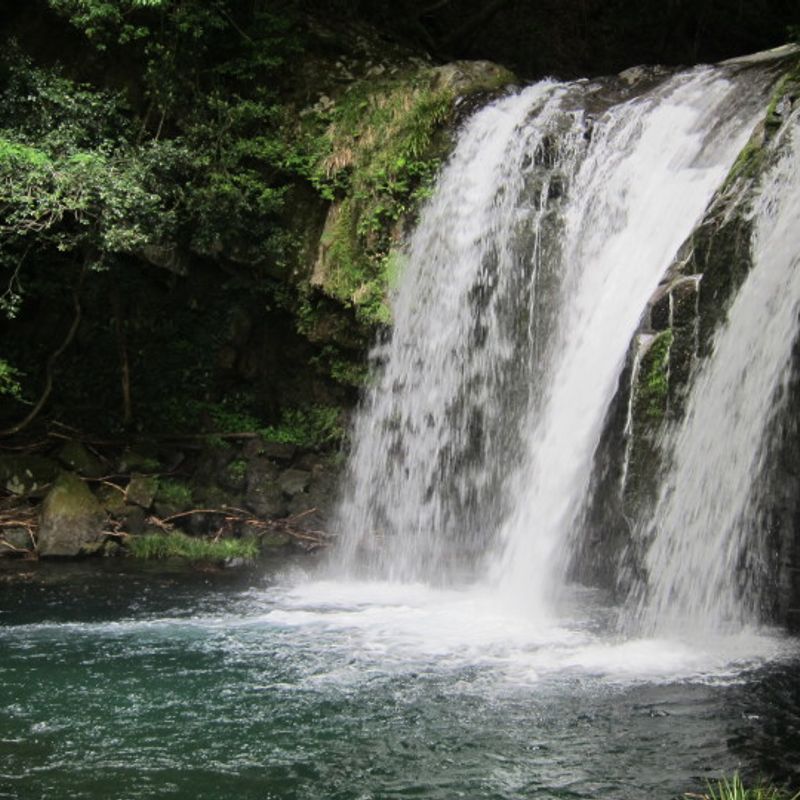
0;435;339;563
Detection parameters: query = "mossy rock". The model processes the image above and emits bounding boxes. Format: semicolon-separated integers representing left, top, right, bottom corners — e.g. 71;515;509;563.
95;483;127;516
126;473;159;509
37;472;107;557
118;445;161;474
307;59;515;328
633;330;673;425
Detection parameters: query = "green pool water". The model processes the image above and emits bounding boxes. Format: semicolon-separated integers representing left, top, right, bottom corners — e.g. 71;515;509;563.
1;559;799;800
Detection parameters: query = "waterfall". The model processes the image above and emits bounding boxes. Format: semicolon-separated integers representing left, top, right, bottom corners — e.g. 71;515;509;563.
333;80;583;581
634;117;800;635
487;67;770;618
333;61;779;619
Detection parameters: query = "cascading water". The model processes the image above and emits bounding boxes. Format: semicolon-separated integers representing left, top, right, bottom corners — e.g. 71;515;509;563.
334;62;775;617
488;68;772;618
333;81;585;581
633;114;800;635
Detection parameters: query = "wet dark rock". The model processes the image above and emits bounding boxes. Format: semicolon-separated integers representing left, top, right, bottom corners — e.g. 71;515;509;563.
120;505;148;535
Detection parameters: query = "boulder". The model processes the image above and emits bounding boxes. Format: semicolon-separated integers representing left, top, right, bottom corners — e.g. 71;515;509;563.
278;469;311;497
260;441;297;463
126;474;159;509
240;522;292;550
57;441;106;479
95;483;127;516
120;505;148;535
37;472;107;557
0;454;60;497
245;459;287;517
287;468;337;531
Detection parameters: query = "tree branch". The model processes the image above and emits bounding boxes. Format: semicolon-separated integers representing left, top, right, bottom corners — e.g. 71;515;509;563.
0;264;86;437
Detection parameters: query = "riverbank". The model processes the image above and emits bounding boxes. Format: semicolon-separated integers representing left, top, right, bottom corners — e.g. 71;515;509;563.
0;433;341;563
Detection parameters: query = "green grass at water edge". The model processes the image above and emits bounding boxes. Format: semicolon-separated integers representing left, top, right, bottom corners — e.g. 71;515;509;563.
689;774;800;800
126;531;259;562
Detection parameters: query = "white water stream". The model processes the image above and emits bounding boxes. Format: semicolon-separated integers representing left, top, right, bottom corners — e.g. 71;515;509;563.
637;118;800;635
488;68;767;619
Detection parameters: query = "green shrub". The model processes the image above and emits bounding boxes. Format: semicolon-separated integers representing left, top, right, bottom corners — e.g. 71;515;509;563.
261;405;344;448
0;358;24;399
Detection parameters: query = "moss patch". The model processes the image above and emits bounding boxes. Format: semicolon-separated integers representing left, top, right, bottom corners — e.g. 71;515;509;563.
724;57;800;188
637;329;673;422
305;62;514;326
156;479;193;507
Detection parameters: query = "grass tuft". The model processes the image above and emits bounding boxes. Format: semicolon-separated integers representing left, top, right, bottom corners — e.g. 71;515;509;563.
687;774;800;800
127;531;258;562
